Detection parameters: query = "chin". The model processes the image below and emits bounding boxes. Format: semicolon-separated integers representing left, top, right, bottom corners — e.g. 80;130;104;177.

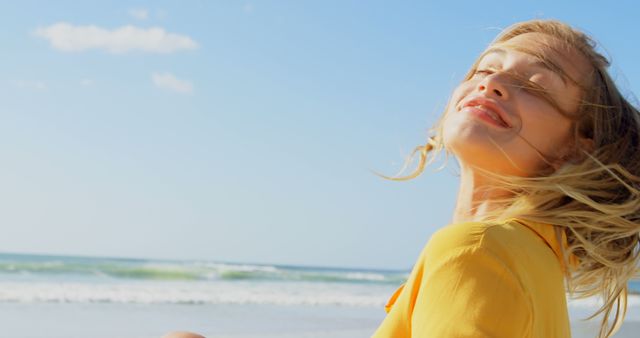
446;136;533;178
445;124;496;157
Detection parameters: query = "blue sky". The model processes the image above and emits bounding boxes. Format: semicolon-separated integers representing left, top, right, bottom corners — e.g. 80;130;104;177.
0;1;637;270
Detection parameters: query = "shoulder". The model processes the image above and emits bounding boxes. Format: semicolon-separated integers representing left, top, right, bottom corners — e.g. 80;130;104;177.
420;220;540;270
407;221;535;336
425;220;522;254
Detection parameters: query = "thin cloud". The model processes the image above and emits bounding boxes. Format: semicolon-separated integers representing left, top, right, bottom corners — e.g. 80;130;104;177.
12;80;47;90
243;3;255;13
155;9;168;20
128;8;149;20
34;22;198;54
151;72;193;94
80;79;94;87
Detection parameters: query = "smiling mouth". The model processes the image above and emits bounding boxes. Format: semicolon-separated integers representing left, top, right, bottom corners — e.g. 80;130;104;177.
463;104;510;128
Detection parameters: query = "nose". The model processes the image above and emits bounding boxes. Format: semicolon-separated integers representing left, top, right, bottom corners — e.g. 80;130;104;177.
477;73;509;100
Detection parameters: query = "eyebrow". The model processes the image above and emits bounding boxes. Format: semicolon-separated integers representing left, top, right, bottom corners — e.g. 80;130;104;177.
479;47;568;86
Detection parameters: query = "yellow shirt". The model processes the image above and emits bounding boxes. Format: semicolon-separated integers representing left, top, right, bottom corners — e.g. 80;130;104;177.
373;218;575;338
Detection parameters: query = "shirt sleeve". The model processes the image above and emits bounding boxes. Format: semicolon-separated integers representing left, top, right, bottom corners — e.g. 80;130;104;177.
373;246;532;338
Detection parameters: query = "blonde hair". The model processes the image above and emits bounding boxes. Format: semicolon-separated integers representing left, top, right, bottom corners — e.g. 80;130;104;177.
382;20;640;338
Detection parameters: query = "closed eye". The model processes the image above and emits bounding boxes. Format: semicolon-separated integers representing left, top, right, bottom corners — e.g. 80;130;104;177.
472;69;494;77
472;68;549;93
469;68;562;111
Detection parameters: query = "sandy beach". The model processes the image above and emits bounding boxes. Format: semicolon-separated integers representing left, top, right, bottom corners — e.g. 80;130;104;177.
1;302;638;338
0;303;382;338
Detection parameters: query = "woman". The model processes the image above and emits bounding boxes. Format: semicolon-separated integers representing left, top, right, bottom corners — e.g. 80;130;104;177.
373;20;640;338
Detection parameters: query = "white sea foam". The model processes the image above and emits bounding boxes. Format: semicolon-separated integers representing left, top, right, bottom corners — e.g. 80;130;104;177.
344;272;387;282
0;280;396;307
1;279;639;324
2;253;638;325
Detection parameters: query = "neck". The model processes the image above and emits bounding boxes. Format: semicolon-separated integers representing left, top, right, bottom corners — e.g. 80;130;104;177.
451;165;512;224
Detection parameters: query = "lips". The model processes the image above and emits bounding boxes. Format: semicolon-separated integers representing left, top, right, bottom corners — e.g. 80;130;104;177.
460;96;512;128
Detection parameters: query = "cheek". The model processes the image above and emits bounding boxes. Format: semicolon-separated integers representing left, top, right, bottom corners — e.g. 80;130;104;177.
557;86;582;116
442;83;473;126
441;113;457;150
441;101;468;149
518;103;574;156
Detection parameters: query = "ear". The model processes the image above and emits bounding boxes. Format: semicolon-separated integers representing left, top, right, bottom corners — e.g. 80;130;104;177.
550;136;595;170
576;135;595;154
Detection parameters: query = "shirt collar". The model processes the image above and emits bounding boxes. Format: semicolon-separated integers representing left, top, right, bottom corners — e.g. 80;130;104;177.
504;218;579;271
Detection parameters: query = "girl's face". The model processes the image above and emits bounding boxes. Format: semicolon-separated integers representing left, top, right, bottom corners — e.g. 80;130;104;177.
443;32;591;177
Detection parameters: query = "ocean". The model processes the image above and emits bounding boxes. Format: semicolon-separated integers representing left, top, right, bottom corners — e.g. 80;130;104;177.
0;253;405;306
0;252;638;338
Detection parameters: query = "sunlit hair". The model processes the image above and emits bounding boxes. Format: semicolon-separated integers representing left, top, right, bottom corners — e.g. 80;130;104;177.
378;19;640;338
